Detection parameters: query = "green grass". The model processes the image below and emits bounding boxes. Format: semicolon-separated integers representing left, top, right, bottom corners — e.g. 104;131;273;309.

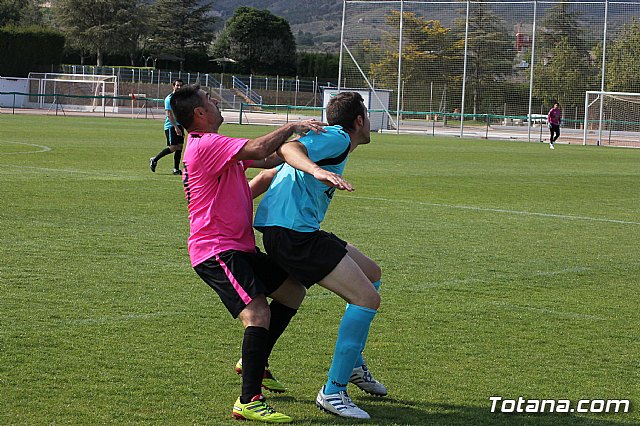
1;114;638;425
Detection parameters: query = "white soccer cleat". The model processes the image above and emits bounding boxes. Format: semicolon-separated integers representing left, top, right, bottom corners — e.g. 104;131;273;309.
315;386;370;419
550;143;555;149
350;363;388;396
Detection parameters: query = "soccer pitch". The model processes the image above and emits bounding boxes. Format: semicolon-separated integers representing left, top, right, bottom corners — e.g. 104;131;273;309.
1;114;638;425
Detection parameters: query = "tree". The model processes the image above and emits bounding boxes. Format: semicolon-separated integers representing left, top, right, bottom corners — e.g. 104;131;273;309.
367;11;462;112
537;36;595;107
0;0;46;27
296;52;338;79
601;19;640;93
211;7;297;76
52;0;145;66
149;0;216;69
534;1;597;108
455;2;515;115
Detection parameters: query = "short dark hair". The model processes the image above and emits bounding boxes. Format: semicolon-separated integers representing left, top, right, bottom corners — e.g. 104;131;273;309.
173;79;184;87
326;92;366;131
170;84;202;130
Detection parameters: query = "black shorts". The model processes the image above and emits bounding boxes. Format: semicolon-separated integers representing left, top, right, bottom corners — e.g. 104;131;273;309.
193;248;288;318
261;226;348;288
165;126;185;146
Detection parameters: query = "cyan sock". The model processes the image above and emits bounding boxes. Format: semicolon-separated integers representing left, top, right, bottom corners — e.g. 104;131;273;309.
325;304;376;394
352;280;381;368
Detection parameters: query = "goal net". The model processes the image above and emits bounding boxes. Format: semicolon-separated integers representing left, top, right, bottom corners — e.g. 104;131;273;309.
583;91;640;148
26;73;119;113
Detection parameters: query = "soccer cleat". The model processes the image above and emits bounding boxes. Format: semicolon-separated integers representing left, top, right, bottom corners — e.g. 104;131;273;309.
350;363;388;396
173;168;181;175
149;157;157;172
232;394;292;423
235;358;287;393
549;143;555;150
315;385;370;419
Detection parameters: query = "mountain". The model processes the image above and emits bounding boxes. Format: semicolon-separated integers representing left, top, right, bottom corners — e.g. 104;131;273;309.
209;0;345;51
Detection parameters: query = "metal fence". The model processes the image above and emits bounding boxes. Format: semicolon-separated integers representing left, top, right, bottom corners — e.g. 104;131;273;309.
59;65;336;108
339;0;640;146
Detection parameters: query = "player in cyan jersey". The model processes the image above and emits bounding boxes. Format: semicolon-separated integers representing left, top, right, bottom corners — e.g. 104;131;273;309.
252;92;387;420
150;79;185;175
169;85;352;423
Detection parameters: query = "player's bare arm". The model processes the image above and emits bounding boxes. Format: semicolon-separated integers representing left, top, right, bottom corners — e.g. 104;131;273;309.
249;168;278;199
167;110;183;136
234;119;327;161
277;141;354;192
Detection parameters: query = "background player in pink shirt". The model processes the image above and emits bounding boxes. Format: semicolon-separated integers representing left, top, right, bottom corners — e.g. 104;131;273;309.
170;85;352;423
547;102;562;149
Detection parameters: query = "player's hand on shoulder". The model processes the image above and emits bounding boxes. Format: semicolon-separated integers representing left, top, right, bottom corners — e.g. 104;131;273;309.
292;119;327;135
313;168;354;192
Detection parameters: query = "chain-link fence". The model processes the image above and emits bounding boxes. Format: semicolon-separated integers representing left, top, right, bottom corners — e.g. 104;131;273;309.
339;0;640;147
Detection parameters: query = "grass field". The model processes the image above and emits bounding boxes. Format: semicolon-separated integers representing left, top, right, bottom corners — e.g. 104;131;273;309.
1;114;638;425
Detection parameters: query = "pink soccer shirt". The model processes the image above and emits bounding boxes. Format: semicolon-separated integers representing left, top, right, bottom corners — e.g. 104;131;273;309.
182;132;255;267
548;107;562;126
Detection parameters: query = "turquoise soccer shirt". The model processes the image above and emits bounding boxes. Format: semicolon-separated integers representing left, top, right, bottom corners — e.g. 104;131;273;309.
164;93;180;130
254;125;351;232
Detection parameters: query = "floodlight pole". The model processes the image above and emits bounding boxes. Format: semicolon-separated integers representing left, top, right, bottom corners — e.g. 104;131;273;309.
396;0;405;134
338;0;347;91
527;1;538;143
597;0;609;146
460;1;470;138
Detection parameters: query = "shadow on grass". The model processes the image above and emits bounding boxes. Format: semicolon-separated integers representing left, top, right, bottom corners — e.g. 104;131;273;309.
271;395;634;425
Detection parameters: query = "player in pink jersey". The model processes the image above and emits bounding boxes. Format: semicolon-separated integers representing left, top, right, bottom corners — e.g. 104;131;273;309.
170;85;352;423
547;102;562;149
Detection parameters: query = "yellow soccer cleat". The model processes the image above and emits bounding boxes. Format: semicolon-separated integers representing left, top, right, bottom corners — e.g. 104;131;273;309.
232;394;292;423
235;358;287;393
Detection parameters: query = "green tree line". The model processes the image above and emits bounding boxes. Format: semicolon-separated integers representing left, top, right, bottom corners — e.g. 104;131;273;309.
0;0;339;79
364;6;640;114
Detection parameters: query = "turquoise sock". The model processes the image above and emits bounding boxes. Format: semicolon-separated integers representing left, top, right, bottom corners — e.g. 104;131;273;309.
325;304;376;394
351;280;381;368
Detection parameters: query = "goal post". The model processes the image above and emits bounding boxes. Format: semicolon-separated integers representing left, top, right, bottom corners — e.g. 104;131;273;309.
26;73;119;113
583;91;640;148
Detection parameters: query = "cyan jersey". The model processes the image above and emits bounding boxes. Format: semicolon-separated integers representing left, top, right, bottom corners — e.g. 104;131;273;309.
254;125;351;232
164;93;180;130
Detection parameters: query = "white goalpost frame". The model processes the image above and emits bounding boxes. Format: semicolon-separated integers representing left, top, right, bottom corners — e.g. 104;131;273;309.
27;73;118;113
597;0;610;146
583;90;640;146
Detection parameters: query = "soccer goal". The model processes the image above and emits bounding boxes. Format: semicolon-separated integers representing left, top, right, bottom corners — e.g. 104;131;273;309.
583;91;640;148
26;73;119;113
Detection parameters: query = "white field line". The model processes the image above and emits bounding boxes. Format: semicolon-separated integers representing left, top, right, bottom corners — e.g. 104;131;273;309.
0;142;52;154
16;165;122;177
490;301;607;321
344;195;640;225
533;266;591;276
4;165;638;225
65;311;185;325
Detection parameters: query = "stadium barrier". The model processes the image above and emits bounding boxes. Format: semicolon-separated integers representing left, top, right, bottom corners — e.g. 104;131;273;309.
1;92;637;147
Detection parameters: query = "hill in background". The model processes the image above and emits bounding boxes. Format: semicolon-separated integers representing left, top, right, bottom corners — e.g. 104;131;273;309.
210;0;344;51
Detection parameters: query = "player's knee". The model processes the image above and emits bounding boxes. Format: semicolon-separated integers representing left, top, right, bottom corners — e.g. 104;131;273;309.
369;264;382;283
288;283;306;308
363;290;380;310
239;298;271;328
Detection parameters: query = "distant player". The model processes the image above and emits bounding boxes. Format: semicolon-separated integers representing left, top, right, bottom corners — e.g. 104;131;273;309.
547;102;562;149
251;92;387;420
150;79;184;175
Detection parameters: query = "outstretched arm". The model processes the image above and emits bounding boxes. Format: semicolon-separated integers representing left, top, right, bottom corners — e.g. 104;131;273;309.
277;141;353;192
234;119;326;161
249;168;278;199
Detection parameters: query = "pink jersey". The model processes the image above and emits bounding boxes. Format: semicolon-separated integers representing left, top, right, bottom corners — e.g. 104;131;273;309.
182;132;255;267
548;107;562;125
